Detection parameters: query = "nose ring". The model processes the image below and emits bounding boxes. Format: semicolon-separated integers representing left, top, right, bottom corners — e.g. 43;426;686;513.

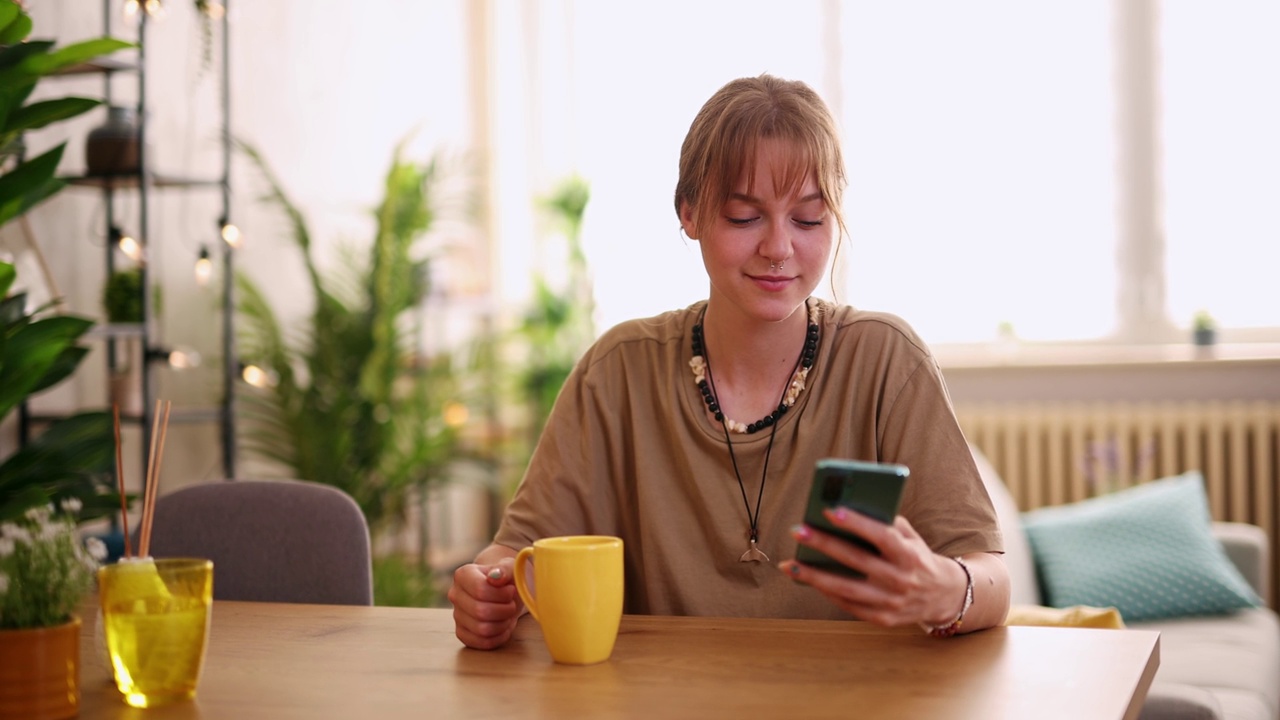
770;262;776;270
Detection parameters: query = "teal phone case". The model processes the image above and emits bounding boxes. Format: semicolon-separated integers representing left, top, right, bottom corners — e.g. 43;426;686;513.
794;458;909;577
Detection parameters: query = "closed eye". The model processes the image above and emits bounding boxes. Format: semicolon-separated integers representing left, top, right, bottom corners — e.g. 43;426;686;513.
796;219;824;228
726;216;759;226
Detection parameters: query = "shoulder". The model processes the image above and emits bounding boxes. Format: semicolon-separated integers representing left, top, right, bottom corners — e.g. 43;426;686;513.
816;299;933;361
579;303;702;370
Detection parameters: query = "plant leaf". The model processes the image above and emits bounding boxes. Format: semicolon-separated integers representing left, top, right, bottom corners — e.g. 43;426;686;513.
0;259;14;298
0;142;64;221
5;96;100;133
0;314;92;421
18;37;134;75
0;412;117;523
0;11;30;46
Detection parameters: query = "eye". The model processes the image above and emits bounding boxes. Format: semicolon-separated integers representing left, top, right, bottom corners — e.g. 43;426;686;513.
795;218;825;228
726;216;759;226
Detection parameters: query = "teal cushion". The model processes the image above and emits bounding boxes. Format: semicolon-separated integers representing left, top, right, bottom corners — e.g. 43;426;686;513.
1022;471;1262;622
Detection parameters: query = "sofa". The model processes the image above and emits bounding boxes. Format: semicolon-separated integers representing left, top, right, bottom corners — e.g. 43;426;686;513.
972;447;1280;720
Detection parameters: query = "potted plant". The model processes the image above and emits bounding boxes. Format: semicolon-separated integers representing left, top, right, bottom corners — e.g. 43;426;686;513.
0;501;106;719
0;4;132;716
1192;310;1216;346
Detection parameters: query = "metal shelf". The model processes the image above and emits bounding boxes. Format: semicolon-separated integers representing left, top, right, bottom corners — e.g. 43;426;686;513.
65;173;222;190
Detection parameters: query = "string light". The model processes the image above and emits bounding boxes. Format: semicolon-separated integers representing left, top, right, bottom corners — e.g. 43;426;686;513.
111;226;145;263
166;347;201;370
443;401;469;428
123;0;139;17
240;363;278;389
143;0;165;18
220;220;242;249
148;346;202;370
195;246;213;286
200;1;225;19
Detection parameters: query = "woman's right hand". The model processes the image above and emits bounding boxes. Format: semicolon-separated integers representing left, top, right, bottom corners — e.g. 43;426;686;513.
448;547;524;650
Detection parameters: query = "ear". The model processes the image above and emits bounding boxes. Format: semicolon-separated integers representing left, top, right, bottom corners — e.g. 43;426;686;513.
678;200;699;241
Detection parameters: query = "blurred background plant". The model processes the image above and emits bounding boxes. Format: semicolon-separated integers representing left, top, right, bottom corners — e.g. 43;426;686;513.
505;174;593;496
0;1;132;523
234;136;477;606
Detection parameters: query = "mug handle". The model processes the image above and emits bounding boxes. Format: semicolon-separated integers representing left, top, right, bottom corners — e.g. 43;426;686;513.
513;546;539;621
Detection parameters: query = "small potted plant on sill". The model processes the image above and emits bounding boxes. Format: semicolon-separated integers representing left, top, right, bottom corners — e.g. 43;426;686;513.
1192;310;1217;347
0;502;107;720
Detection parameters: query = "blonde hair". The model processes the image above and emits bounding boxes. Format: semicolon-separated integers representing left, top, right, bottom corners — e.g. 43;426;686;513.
674;74;847;240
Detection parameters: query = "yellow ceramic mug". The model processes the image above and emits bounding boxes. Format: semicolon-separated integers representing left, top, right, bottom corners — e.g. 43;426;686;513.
514;536;623;665
98;557;213;708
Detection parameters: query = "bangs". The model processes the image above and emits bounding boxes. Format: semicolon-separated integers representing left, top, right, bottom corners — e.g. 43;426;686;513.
736;134;820;201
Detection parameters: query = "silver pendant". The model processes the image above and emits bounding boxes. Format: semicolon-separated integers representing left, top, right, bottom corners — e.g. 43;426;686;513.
739;538;770;563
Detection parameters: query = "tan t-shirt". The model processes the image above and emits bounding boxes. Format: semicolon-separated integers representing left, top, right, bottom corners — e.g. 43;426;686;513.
495;299;1002;619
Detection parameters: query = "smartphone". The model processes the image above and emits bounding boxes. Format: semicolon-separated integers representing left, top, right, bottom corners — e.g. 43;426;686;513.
795;458;909;578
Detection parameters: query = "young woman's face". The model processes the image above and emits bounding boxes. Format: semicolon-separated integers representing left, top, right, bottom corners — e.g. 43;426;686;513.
682;138;835;324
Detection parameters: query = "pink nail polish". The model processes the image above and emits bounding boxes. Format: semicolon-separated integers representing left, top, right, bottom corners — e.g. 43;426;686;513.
790;524;810;539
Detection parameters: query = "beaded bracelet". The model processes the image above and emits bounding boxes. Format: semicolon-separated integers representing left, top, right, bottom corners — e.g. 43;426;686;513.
920;556;974;638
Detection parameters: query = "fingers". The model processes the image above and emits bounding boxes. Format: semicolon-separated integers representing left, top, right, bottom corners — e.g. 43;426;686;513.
448;562;523;650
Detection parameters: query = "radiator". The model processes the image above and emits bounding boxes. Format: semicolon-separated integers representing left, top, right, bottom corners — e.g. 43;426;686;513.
956;400;1280;603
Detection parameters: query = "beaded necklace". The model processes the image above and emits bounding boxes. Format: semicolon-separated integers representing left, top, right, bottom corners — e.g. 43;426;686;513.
689;300;821;562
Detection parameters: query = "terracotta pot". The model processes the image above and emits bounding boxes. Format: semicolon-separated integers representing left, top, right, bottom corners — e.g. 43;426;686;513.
0;616;81;720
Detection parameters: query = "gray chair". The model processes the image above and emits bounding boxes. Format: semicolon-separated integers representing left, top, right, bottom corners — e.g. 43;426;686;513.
136;479;374;606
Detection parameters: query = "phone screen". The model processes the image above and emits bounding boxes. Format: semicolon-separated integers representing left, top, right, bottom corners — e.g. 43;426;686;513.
794;458;909;577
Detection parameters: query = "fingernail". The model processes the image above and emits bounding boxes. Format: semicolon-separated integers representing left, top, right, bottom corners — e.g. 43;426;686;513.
831;506;850;522
790;524;811;540
789;563;801;576
487;568;502;580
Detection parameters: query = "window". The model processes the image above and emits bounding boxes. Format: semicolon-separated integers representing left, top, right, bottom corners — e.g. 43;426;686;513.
490;1;1278;347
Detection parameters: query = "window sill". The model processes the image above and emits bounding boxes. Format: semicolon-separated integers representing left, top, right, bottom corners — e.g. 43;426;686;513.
933;342;1280;371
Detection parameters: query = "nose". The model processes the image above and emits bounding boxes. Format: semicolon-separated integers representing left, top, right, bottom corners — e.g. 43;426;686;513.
760;217;793;268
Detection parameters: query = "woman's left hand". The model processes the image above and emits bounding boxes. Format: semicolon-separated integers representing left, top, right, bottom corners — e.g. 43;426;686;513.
778;506;969;628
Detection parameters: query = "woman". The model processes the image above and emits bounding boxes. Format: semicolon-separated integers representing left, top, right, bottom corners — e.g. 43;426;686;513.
449;74;1009;649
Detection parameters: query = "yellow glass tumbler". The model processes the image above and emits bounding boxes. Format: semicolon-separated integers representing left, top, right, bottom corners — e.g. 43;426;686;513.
514;536;623;665
97;557;213;708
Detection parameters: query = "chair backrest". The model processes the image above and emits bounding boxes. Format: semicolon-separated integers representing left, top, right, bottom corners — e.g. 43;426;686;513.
135;479;373;606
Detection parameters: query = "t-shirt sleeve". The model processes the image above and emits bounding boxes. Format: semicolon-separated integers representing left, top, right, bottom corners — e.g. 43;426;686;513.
879;353;1004;558
492;352;621;551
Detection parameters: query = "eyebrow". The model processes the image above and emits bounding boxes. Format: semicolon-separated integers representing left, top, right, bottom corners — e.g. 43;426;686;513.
728;192;824;204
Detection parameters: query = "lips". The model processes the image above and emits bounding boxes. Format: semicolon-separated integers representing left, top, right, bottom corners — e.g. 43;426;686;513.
749;275;793;291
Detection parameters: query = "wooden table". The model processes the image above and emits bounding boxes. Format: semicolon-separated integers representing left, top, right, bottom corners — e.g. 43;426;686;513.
79;602;1160;719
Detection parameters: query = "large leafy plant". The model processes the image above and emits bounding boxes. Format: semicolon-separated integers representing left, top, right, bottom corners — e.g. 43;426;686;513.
235;139;464;535
0;2;132;522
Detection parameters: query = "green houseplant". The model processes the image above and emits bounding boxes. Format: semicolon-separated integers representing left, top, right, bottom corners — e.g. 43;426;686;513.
235;138;469;605
0;1;132;523
1192;309;1216;346
0;3;132;717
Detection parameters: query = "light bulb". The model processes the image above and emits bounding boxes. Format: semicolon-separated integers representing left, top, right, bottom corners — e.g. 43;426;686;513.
195;247;213;286
201;1;225;19
167;348;202;370
123;0;140;17
443;401;469;428
240;364;277;389
143;0;165;18
119;233;144;262
221;223;242;248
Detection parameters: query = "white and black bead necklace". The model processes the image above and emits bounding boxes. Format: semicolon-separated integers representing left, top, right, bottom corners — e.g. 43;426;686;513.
688;300;820;562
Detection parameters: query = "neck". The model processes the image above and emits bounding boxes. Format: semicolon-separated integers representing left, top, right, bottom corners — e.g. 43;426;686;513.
700;300;810;385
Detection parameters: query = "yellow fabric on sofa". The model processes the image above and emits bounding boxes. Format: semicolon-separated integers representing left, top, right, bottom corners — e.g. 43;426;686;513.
1004;604;1126;629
